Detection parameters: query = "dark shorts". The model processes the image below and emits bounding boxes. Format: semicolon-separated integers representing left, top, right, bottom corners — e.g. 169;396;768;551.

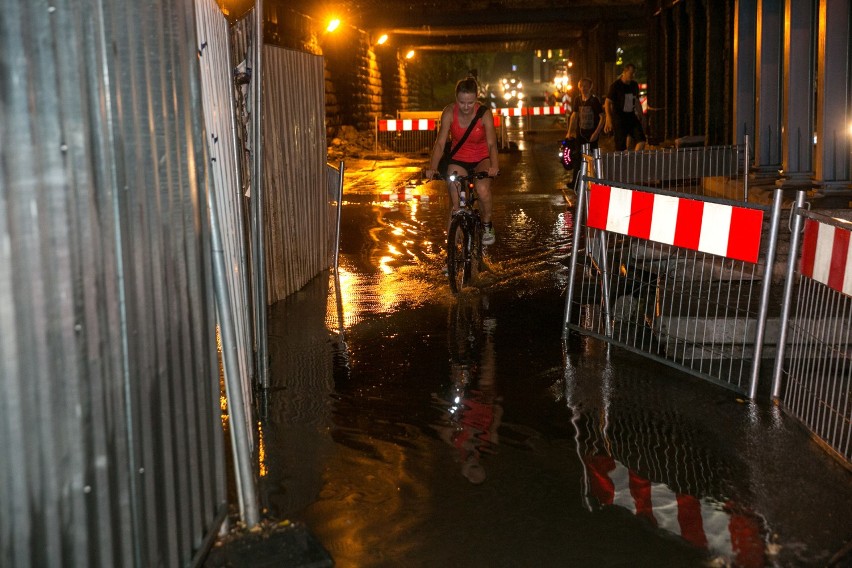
613;113;646;151
445;157;489;176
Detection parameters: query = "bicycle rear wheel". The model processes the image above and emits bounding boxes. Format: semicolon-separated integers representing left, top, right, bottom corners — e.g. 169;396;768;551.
447;215;471;293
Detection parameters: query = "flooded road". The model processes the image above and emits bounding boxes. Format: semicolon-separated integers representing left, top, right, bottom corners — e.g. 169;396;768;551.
259;124;852;567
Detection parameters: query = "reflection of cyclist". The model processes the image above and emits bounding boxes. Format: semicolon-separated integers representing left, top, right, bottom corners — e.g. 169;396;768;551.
425;77;500;245
434;301;502;483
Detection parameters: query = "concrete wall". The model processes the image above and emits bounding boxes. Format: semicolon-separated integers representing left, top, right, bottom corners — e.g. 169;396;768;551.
263;4;409;133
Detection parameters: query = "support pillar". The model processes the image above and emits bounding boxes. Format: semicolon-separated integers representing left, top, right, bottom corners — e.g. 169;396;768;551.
705;0;731;145
733;0;757;146
753;0;783;176
813;0;851;197
663;9;676;142
777;0;816;189
675;3;690;138
687;0;706;137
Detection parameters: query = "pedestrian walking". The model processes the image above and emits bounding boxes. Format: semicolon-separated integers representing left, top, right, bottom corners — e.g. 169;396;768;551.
604;63;646;151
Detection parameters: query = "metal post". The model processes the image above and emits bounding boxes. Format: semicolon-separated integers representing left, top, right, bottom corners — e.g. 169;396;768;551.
374;115;378;155
226;36;255;384
743;134;750;202
748;188;783;399
207;169;260;529
771;190;807;400
333;160;344;274
563;158;589;334
252;1;269;389
590;148;614;337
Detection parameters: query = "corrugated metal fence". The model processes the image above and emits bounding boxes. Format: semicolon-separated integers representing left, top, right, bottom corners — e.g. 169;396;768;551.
0;0;226;566
263;46;329;303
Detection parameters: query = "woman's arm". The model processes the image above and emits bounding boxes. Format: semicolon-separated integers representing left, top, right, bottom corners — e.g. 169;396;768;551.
424;105;453;178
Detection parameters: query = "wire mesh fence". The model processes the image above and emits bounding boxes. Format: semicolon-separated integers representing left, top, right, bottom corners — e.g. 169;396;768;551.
774;207;852;465
564;178;780;396
597;139;750;202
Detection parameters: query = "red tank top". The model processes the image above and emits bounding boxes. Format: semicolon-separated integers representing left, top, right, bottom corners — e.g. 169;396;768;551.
449;103;489;163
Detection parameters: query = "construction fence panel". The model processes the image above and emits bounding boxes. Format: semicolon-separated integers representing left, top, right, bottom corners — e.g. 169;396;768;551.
0;0;226;566
326;161;344;273
563;178;779;396
774;208;852;465
262;46;328;303
195;0;256;437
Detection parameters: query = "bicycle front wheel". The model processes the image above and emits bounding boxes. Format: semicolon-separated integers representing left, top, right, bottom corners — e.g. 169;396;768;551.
447;215;471;293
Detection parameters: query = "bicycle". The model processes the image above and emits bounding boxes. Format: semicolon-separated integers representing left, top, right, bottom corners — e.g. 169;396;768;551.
431;171;495;293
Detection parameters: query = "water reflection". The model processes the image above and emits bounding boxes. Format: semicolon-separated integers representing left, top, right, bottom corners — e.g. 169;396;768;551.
560;346;769;566
433;294;502;484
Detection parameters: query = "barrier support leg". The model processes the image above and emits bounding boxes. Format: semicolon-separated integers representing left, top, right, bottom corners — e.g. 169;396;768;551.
563;159;589;335
748;188;783;399
771;190;807;400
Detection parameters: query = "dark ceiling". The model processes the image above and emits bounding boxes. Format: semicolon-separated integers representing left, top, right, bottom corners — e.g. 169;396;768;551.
277;0;647;52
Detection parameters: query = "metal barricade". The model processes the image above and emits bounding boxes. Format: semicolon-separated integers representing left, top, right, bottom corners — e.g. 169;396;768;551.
563;161;782;397
772;195;851;465
376;118;436;154
599;137;750;202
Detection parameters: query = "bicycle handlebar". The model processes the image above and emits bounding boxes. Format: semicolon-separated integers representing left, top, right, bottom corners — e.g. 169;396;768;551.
426;171;498;182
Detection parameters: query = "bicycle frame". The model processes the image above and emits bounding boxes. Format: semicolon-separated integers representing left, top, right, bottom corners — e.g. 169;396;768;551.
438;171;492;293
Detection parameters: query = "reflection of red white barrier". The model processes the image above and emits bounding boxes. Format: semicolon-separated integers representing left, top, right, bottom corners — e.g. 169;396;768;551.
379;183;423;203
586;183;764;263
499;107;525;117
800;218;852;297
584;455;765;567
379;119;436;132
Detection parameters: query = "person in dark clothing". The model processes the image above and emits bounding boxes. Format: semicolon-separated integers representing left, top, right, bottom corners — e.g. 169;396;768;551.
565;78;604;183
604;63;646;151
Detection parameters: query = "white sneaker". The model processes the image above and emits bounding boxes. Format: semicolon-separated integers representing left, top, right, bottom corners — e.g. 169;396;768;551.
482;226;496;245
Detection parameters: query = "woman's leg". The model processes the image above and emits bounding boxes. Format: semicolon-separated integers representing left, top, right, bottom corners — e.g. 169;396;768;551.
474;159;495;244
446;164;469;230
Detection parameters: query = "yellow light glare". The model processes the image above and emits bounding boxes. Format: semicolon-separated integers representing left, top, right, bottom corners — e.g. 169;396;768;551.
377;34;388;45
405;50;415;59
326;18;340;32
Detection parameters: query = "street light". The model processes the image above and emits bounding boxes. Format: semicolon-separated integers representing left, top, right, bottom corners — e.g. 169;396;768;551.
405;50;415;59
376;34;388;45
326;18;340;33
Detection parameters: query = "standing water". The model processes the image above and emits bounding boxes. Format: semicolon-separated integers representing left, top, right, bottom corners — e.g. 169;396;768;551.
258;127;852;567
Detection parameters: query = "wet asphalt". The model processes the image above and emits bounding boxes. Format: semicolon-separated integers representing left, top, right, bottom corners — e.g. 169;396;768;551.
255;120;852;568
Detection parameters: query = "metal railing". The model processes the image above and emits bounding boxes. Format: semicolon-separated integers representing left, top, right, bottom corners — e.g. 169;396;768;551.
772;196;852;465
599;136;750;202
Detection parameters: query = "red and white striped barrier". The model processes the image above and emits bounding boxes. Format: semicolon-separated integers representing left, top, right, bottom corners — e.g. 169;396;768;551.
528;106;565;116
378;119;436;132
585;455;765;567
800;218;852;297
586;183;765;264
497;106;567;118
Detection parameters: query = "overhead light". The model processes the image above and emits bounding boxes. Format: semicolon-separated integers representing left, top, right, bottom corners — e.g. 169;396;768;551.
377;34;388;45
405;50;415;59
326;18;340;32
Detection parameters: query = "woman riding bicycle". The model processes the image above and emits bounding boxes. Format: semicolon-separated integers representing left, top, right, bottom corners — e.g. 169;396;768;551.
424;77;500;245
